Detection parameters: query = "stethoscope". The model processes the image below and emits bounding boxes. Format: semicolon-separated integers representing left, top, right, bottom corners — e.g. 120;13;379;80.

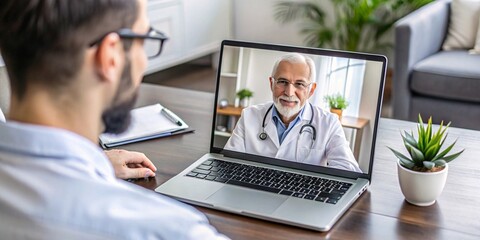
258;103;316;144
258;103;317;162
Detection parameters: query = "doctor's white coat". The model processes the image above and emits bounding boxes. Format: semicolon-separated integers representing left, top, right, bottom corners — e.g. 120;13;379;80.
224;102;362;172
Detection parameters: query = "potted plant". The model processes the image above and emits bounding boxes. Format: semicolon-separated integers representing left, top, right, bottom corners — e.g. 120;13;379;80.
274;0;433;54
388;115;464;206
236;88;253;108
324;94;348;119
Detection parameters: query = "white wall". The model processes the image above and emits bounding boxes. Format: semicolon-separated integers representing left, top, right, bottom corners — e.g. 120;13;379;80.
145;0;232;74
232;0;394;66
357;61;385;171
233;0;310;46
242;49;284;105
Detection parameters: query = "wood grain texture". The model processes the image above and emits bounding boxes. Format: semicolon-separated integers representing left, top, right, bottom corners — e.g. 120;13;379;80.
217;106;243;116
123;83;480;239
341;116;369;129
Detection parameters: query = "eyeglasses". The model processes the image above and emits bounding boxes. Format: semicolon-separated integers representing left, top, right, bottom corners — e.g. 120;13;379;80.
272;78;312;91
117;27;168;59
90;27;168;59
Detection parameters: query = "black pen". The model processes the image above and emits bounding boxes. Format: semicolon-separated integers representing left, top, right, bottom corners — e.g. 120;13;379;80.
161;108;182;126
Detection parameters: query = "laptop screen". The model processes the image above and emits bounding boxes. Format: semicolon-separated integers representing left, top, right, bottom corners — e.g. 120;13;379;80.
211;40;386;179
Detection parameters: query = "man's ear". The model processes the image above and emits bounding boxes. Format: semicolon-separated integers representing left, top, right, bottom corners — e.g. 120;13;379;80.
308;82;317;97
95;33;124;83
269;77;274;90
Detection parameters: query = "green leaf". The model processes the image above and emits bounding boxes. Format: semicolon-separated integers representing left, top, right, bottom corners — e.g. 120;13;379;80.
426;116;433;143
417;114;426;151
424;144;439;161
433;159;447;167
418;113;424;125
388;147;412;161
432;140;456;161
402;131;417;148
427;123;445;150
425;129;440;146
417;128;424;151
324;94;349;109
388;147;415;168
441;149;465;163
438;132;448;149
399;156;416;169
423;161;435;169
406;142;424;162
400;158;416;169
274;2;326;24
436;121;450;142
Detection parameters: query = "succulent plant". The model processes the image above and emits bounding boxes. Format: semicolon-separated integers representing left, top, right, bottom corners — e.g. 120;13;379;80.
388;115;464;172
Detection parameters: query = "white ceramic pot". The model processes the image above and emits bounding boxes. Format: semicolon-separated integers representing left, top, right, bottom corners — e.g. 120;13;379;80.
240;98;250;108
397;160;448;206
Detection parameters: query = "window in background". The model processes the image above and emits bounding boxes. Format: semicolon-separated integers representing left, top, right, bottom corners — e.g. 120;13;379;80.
312;57;365;118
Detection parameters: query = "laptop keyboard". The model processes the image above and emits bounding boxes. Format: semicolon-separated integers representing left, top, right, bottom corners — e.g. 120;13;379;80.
186;159;352;204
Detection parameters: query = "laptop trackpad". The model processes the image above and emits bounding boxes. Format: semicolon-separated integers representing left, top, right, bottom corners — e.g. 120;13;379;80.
206;185;287;214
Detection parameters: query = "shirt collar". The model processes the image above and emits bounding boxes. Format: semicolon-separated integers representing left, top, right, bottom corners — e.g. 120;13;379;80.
0;121;115;181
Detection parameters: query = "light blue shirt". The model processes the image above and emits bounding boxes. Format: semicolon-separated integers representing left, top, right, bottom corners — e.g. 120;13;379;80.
0;121;228;240
272;106;305;144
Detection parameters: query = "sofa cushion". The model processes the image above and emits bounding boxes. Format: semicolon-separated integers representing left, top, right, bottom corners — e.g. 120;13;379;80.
410;50;480;103
471;14;480;54
442;0;480;50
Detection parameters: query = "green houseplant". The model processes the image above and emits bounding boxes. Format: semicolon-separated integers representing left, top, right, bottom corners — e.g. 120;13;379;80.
388;114;464;206
324;94;348;119
236;88;253;107
274;0;434;53
325;94;348;110
388;115;464;172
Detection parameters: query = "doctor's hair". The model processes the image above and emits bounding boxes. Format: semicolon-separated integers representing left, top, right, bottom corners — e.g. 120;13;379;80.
0;0;138;100
271;53;316;84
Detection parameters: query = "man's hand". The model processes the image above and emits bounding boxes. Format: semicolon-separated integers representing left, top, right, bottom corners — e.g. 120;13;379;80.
104;149;157;179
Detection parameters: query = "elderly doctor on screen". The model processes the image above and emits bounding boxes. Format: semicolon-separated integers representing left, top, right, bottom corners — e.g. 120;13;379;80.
224;53;361;172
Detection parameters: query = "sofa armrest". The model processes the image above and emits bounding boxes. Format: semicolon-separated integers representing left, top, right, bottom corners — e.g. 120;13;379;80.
392;0;450;120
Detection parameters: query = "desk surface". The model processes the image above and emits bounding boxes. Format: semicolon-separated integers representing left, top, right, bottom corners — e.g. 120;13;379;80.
122;83;480;239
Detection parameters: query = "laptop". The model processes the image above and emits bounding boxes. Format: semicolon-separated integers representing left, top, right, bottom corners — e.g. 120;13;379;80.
155;40;386;231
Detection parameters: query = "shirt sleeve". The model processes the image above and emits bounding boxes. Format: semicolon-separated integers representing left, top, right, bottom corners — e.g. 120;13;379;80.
324;117;362;172
224;110;246;152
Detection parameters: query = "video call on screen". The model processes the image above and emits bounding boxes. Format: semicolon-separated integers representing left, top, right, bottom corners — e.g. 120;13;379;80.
213;45;384;174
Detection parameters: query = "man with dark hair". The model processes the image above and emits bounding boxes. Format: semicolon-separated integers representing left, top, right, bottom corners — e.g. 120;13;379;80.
0;0;227;239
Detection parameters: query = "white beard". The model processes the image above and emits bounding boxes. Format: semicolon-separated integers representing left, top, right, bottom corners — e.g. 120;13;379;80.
273;95;304;120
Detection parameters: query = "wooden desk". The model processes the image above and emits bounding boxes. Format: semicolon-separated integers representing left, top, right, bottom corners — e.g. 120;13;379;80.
122;83;480;239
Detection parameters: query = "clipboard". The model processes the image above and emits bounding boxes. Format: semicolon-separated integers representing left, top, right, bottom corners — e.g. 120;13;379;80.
99;103;194;148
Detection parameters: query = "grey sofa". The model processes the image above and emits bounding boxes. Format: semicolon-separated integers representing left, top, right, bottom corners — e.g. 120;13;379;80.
393;0;480;130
